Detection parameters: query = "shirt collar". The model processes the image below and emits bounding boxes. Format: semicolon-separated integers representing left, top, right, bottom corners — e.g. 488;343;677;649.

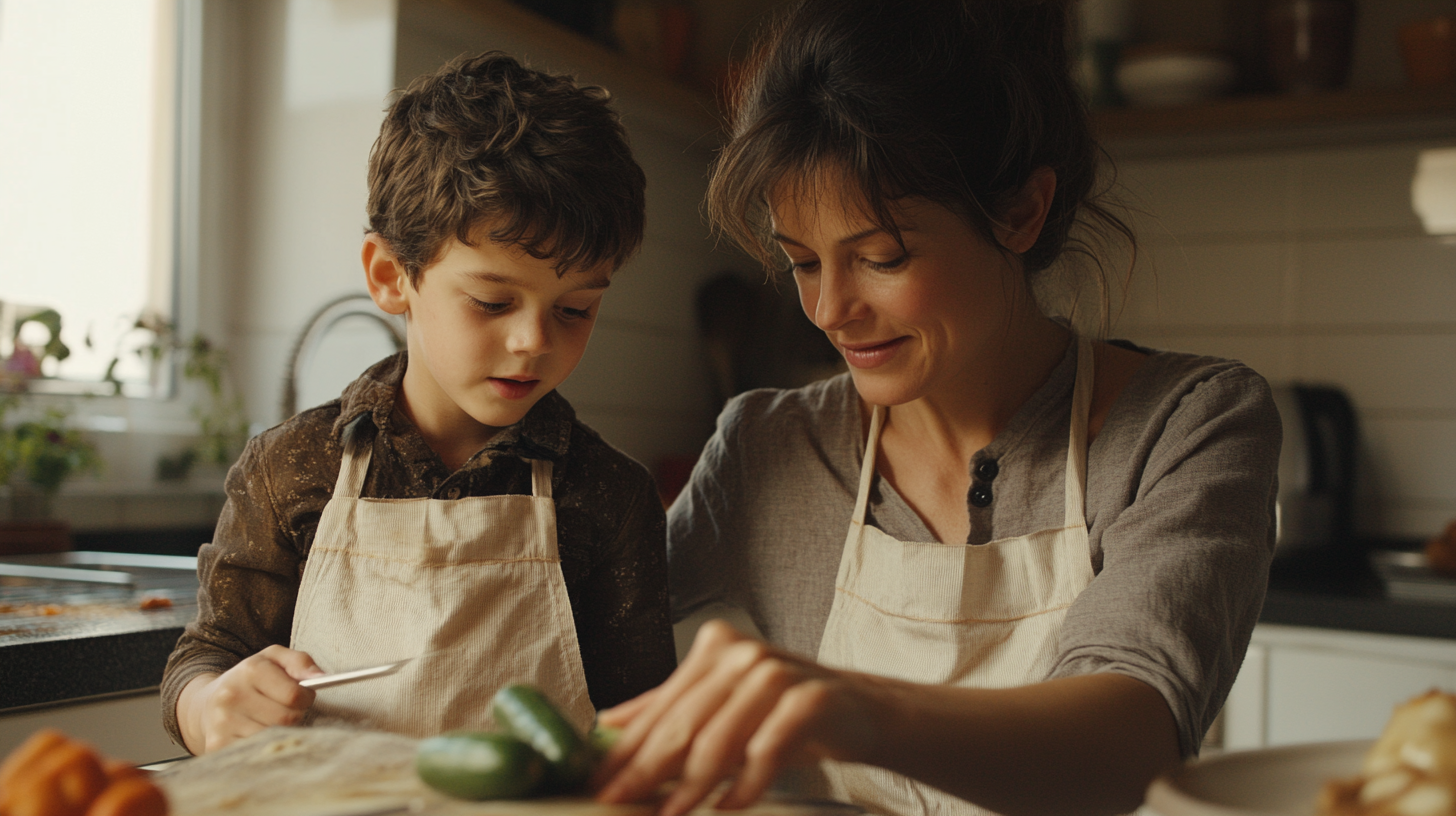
331;351;575;462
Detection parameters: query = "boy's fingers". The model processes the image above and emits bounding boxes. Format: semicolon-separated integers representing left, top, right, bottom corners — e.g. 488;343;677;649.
252;662;317;711
260;644;326;680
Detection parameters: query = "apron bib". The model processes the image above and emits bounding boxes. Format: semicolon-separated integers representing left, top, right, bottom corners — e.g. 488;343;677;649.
817;337;1097;816
290;436;594;737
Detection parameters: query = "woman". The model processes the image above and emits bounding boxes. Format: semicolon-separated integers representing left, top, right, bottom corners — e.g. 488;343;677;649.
593;2;1280;815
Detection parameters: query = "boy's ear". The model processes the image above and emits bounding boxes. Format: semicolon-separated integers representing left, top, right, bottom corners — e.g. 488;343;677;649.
993;167;1057;255
363;234;411;316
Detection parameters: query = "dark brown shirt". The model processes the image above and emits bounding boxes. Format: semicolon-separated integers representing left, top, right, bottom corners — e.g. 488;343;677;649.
161;353;676;747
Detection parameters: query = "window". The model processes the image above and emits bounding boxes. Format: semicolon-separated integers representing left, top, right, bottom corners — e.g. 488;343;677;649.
0;0;181;396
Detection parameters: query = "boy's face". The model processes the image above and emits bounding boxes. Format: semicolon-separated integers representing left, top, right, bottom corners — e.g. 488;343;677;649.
367;233;611;445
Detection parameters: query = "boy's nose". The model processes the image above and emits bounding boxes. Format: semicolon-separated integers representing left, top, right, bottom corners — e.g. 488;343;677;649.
506;313;551;356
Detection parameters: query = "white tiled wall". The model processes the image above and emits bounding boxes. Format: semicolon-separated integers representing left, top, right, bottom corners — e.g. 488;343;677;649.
1109;140;1456;539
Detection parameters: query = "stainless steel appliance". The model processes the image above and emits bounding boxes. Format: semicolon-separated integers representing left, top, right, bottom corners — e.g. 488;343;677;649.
1271;384;1360;557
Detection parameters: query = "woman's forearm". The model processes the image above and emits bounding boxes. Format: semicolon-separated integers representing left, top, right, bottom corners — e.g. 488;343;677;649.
861;672;1181;816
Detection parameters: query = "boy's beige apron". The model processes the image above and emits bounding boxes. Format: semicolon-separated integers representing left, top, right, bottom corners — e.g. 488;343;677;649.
817;336;1097;816
290;438;594;737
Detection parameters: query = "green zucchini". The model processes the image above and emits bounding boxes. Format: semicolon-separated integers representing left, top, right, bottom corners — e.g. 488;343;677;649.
588;723;622;758
415;731;546;800
491;684;593;793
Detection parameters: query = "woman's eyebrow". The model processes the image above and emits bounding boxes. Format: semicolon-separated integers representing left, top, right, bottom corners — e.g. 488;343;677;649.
771;226;886;248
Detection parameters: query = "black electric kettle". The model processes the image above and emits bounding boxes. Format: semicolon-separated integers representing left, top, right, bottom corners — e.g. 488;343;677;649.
1270;384;1360;557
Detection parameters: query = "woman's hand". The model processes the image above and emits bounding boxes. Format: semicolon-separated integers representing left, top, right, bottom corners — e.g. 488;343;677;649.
592;619;890;816
177;645;325;755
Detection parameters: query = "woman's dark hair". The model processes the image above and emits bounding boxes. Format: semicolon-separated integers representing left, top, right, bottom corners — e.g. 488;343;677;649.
706;0;1132;300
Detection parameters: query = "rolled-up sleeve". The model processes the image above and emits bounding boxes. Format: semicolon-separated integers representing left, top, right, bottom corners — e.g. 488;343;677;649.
1050;366;1281;759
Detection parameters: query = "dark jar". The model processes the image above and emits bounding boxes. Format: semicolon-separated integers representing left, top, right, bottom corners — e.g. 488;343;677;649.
1266;0;1358;93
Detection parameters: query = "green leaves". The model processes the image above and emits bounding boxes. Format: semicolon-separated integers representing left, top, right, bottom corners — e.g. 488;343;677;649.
0;402;99;496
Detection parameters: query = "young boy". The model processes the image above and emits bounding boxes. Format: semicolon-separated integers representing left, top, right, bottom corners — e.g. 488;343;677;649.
162;52;676;755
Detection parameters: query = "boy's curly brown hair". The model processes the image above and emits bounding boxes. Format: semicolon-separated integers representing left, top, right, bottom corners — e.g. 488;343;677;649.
367;51;646;284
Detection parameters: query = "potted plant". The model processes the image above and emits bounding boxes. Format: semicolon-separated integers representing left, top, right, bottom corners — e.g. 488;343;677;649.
0;397;100;554
105;316;249;482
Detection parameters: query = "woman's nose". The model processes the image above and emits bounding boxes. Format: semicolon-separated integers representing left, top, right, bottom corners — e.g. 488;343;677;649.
804;265;857;332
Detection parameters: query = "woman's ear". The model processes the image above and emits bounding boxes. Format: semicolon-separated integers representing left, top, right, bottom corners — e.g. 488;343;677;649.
993;167;1057;255
362;234;411;316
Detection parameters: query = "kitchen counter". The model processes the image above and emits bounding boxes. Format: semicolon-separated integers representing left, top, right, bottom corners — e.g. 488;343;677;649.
0;552;197;711
1260;545;1456;641
4;547;1455;713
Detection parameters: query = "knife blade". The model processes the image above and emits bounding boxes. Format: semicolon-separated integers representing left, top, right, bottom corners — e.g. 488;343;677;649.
299;660;409;689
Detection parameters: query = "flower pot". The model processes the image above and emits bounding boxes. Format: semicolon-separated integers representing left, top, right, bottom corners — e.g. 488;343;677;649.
0;518;71;555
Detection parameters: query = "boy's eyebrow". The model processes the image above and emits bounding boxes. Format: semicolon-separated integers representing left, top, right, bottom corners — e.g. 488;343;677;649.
465;271;612;290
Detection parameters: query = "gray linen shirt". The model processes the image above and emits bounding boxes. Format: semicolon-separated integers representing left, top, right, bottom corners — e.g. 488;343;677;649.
667;340;1280;758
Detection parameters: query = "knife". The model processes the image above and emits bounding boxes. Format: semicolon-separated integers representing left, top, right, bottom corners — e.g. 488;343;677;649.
299;660;409;689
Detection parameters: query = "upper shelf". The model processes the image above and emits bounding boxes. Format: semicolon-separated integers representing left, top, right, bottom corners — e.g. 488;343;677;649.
1093;85;1456;157
430;0;724;144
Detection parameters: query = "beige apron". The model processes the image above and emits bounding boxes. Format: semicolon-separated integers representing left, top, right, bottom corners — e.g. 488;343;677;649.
817;336;1097;816
290;435;595;737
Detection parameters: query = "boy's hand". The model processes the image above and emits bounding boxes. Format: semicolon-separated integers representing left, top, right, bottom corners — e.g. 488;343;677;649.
179;645;326;755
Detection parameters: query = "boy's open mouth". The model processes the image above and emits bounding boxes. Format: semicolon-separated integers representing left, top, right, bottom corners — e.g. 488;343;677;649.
488;377;539;400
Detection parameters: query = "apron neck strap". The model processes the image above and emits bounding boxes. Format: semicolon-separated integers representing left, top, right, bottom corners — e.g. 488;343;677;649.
530;459;554;500
336;434;374;498
853;405;886;525
1063;335;1095;528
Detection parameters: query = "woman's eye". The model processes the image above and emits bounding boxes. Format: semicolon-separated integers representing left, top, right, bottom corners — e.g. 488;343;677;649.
787;259;820;275
469;298;509;314
865;254;908;271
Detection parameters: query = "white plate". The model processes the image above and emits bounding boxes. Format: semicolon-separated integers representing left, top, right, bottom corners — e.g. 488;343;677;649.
1145;740;1370;816
1371;549;1456;604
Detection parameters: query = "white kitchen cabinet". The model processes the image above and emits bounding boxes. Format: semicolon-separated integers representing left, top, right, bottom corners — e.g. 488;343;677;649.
1222;624;1456;750
0;691;182;766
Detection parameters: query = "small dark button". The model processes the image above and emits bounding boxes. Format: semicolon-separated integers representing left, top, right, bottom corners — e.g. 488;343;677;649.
975;459;999;482
446;487;461;500
969;484;993;508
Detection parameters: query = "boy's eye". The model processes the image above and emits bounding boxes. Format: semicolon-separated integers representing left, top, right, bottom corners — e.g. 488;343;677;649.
469;298;509;314
559;305;594;320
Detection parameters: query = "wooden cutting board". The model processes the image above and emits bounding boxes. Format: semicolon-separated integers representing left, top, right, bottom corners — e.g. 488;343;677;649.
156;727;855;816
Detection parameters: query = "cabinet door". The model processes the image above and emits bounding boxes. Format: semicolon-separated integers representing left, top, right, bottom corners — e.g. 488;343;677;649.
0;691;181;765
1266;646;1456;746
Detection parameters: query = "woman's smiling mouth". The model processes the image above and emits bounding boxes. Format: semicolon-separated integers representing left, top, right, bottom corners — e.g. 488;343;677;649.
838;337;907;369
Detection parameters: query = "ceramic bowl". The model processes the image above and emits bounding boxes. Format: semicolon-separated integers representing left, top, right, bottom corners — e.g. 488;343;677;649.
1116;52;1237;107
1144;740;1369;815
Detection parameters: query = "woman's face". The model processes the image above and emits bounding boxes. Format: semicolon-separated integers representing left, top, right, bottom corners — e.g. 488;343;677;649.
770;186;1032;408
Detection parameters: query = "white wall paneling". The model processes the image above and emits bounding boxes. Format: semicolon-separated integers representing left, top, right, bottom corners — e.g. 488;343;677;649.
1112;139;1456;539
